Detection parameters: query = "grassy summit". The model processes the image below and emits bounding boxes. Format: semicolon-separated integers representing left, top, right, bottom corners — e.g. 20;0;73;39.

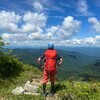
0;54;100;100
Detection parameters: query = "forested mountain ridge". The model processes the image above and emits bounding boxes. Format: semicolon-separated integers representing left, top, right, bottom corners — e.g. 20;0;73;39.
80;59;100;80
9;48;100;80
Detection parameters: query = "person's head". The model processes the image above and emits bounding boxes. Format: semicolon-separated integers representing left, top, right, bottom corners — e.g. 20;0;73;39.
48;43;54;50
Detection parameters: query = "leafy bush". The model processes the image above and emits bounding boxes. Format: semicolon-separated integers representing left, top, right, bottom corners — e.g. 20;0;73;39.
0;54;24;79
56;80;100;100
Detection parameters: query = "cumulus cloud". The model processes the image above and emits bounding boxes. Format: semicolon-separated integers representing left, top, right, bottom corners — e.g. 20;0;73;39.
58;35;100;46
1;0;99;47
21;23;36;33
88;17;100;33
2;32;100;46
82;36;100;45
0;0;100;46
46;16;81;39
0;10;47;34
1;13;81;46
58;16;81;39
0;11;21;33
0;7;81;45
72;39;81;45
46;26;58;39
0;0;82;46
23;11;47;26
22;11;47;33
84;37;96;45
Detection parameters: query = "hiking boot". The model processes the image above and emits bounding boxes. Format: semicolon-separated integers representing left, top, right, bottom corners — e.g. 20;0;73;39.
50;92;54;97
42;93;46;97
50;83;54;97
42;83;46;97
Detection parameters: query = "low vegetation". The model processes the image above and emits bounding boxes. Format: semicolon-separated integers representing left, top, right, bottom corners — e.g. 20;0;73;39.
0;37;100;100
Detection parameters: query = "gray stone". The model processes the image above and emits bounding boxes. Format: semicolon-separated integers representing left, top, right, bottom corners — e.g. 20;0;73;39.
24;81;39;93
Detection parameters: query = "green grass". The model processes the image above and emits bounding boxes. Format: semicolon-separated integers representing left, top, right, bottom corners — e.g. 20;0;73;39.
0;63;43;100
0;75;100;100
0;62;100;100
55;80;100;100
0;54;100;100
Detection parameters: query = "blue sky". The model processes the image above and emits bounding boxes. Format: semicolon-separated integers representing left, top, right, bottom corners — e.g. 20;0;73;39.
0;0;100;47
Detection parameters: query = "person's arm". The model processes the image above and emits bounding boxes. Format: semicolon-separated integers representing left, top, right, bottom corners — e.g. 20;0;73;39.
38;54;45;62
57;54;63;67
38;54;45;68
58;58;63;67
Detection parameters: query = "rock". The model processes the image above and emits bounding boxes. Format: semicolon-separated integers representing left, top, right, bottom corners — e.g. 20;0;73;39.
23;92;40;95
24;81;39;93
12;87;25;95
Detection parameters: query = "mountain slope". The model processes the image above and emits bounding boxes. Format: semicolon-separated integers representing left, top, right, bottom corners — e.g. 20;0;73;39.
80;59;100;80
57;50;95;71
0;52;100;100
11;48;46;67
10;48;98;80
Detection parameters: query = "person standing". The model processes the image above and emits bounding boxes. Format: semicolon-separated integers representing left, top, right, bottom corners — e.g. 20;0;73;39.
38;43;63;97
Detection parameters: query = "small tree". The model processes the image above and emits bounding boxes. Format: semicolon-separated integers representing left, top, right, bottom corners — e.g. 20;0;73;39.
0;37;5;56
0;37;24;80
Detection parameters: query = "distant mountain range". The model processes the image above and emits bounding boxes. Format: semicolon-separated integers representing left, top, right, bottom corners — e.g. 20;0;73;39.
56;46;100;59
7;48;100;80
5;46;100;58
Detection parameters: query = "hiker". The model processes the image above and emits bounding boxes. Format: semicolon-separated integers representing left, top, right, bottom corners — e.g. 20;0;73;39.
38;43;63;97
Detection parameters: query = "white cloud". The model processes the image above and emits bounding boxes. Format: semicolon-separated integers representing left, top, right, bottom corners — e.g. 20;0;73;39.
59;39;82;46
77;0;93;16
0;11;21;23
1;0;100;47
0;10;47;34
58;16;81;39
8;33;28;41
84;37;96;45
0;0;99;47
0;11;21;33
1;13;82;46
0;1;82;46
0;1;81;46
46;16;81;39
88;17;100;33
22;11;47;33
2;32;100;46
82;36;100;45
95;35;100;40
23;11;47;26
2;33;11;39
46;26;58;39
28;33;44;40
33;1;43;13
73;39;81;45
57;35;100;46
21;23;36;33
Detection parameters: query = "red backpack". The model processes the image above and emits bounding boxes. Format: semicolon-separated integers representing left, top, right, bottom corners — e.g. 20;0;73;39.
45;50;57;70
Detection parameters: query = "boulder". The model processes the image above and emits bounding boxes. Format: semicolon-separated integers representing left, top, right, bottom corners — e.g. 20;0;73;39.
24;81;39;93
